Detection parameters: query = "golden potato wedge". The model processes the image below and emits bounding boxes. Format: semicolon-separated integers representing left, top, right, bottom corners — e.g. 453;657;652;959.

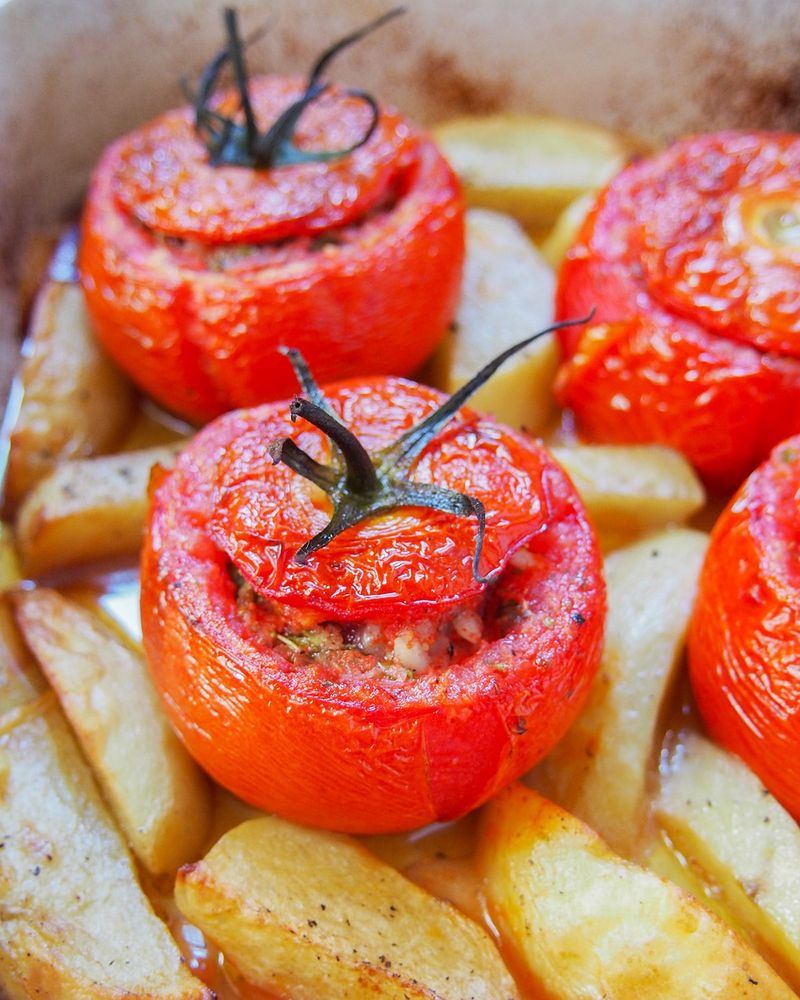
17;227;64;319
534;528;708;855
424;208;558;432
433;113;629;234
366;813;485;925
14;587;211;874
17;224;79;320
657;733;800;991
551;444;706;537
540;191;596;268
176;815;519;1000
480;783;795;999
4;279;136;510
16;442;182;576
0;595;210;1000
0;522;21;590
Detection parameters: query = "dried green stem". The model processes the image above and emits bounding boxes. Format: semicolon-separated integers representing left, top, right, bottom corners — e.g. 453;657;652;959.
188;7;404;169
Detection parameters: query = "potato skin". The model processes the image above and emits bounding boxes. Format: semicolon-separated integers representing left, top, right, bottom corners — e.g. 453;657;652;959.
689;435;800;821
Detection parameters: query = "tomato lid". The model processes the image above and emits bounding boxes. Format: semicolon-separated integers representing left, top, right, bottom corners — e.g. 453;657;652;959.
111;76;416;245
206;378;550;621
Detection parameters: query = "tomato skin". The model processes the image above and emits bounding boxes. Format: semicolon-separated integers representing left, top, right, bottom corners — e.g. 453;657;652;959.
79;78;464;424
556;132;800;490
555;318;800;493
141;382;605;833
688;436;800;820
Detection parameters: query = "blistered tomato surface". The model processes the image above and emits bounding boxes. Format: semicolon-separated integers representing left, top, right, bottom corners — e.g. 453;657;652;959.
689;434;800;819
141;377;605;833
556;131;800;491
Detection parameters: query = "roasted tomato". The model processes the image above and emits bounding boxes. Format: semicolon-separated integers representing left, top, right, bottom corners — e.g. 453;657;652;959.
141;327;605;833
688;435;800;820
79;11;464;424
555;131;800;491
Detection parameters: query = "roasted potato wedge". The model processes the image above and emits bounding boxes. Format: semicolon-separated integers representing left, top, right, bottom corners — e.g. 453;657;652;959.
658;733;800;992
0;594;210;1000
14;587;212;874
4;279;136;510
644;828;734;925
0;522;21;590
480;783;795;999
17;227;64;319
433;114;630;235
176;815;519;1000
540;191;596;268
534;528;708;855
551;444;706;537
15;442;181;576
366;813;486;925
424;208;558;432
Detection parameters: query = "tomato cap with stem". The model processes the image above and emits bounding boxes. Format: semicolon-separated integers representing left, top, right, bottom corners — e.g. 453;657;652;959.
209;312;593;620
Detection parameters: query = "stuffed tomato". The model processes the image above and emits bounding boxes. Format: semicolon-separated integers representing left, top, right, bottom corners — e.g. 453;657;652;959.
689;435;800;820
141;332;605;833
555;131;800;491
79;11;464;424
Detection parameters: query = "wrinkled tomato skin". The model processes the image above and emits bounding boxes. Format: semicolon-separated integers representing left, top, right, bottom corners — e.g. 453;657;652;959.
556;132;800;491
79;79;464;425
141;383;605;834
556;316;800;493
689;436;800;820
